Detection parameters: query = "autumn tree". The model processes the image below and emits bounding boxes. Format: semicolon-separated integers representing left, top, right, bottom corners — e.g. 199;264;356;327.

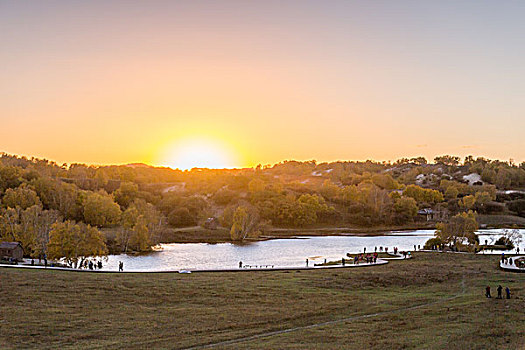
230;205;262;241
434;211;478;248
32;177;81;220
128;215;151;252
20;205;60;258
2;184;42;210
47;221;107;267
403;185;444;204
434;155;461;166
83;192;121;227
444;186;459;200
113;182;140;208
117;199;163;252
459;195;476;211
320;180;340;201
0;165;23;193
393;197;418;224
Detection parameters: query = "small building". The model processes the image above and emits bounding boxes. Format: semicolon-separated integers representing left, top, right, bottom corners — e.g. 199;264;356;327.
417;208;435;221
204;217;219;230
0;242;24;261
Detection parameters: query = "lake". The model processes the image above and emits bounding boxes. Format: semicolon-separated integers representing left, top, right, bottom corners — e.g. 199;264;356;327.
100;229;524;272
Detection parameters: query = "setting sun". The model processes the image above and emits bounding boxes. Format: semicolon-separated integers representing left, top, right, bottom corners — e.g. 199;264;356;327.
156;138;240;170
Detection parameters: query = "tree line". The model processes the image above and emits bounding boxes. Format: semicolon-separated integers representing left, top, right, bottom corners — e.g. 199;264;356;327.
1;153;524;263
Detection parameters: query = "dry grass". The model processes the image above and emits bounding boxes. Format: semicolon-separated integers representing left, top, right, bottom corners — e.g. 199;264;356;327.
1;253;524;350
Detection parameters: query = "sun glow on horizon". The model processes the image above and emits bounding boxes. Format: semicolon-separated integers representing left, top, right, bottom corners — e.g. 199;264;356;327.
156;137;241;170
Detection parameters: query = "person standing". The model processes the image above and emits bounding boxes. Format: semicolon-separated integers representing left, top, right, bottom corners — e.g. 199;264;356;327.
505;287;511;299
306;258;309;267
485;286;491;298
239;261;243;268
342;258;345;266
497;285;503;299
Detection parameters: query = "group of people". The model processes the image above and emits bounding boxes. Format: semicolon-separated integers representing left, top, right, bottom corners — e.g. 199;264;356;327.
353;252;378;265
79;260;103;270
502;256;516;266
485;285;511;299
373;246;389;253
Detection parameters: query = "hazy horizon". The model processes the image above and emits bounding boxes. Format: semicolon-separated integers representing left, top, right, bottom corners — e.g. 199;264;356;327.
2;1;524;169
0;150;521;171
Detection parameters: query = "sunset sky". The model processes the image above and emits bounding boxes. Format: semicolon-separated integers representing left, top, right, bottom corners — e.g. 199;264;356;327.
1;1;524;169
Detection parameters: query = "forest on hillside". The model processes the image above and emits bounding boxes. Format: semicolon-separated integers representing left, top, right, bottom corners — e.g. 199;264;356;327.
1;153;524;264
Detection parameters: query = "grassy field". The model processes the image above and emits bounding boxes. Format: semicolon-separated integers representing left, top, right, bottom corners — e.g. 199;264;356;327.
1;253;524;350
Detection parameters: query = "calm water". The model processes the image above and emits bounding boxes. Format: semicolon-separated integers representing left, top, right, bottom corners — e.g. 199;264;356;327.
100;229;524;272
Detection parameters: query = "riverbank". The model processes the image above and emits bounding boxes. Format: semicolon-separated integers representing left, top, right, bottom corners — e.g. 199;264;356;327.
156;223;437;245
103;217;525;253
1;253;523;349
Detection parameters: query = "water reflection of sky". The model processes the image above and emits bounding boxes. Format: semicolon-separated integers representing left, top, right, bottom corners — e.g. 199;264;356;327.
100;229;524;272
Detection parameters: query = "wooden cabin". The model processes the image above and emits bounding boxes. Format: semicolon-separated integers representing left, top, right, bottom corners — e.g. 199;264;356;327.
0;242;24;261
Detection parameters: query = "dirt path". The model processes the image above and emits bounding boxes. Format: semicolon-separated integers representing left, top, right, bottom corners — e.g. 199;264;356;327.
182;277;465;349
102;277;464;350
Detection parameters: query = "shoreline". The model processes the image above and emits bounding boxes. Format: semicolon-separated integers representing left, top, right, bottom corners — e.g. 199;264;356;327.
158;222;525;245
0;258;390;274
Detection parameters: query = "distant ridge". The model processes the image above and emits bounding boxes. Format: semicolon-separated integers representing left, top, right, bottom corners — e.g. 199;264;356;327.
124;163;154;169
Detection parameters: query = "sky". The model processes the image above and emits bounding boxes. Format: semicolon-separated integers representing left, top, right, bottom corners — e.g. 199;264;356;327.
1;0;524;169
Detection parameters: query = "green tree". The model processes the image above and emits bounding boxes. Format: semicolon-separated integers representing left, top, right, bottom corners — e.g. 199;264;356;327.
168;207;196;227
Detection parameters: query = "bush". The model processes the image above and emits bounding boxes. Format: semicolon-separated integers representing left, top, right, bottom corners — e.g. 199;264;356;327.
168;207;196;227
424;237;442;250
508;199;525;217
495;237;514;249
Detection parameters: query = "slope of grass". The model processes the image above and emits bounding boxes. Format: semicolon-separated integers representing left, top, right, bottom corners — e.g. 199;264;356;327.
1;253;524;349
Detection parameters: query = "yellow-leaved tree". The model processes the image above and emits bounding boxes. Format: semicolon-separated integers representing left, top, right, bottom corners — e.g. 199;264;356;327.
230;205;262;241
47;221;107;267
435;211;478;248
